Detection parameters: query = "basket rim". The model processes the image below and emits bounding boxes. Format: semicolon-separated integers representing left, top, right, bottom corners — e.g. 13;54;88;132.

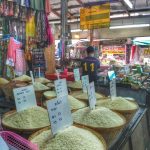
2;110;50;132
29;125;107;150
73;111;126;130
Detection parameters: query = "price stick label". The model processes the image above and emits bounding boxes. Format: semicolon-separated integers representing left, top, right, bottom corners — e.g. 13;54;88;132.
47;96;73;135
30;71;35;84
38;67;41;78
87;82;96;110
73;68;80;81
13;85;37;112
0;136;9;150
54;79;68;97
110;78;117;100
82;75;89;93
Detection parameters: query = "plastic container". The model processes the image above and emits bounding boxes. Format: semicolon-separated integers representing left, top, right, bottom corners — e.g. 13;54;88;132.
0;131;39;150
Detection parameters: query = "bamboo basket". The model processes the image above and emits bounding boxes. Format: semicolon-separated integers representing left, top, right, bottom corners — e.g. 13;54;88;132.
29;125;107;150
74;112;126;146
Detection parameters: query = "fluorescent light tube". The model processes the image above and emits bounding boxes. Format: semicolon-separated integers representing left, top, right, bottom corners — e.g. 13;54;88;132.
71;29;88;33
110;24;150;29
123;0;133;9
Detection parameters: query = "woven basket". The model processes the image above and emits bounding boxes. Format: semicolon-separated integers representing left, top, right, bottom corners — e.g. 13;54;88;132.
29;125;107;150
2;110;50;136
74;112;126;146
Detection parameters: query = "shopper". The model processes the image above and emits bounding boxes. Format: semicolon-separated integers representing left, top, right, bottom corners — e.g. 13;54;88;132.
81;46;100;84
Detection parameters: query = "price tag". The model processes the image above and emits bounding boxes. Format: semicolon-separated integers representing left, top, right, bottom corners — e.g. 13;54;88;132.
73;68;80;81
87;82;96;110
13;85;37;112
0;136;9;150
110;79;117;99
30;71;35;84
108;71;116;81
54;79;68;97
47;96;73;135
81;75;89;93
56;70;60;80
38;67;41;78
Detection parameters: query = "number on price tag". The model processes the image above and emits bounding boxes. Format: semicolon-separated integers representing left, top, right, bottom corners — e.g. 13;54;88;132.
0;136;9;150
82;75;89;93
47;96;73;135
110;79;117;99
54;79;68;97
87;82;96;110
13;85;37;112
73;68;80;81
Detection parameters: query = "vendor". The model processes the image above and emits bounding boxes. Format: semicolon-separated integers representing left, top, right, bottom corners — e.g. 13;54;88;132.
81;46;100;83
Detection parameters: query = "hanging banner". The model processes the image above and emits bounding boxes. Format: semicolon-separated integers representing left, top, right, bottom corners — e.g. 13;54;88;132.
102;45;125;55
80;3;110;30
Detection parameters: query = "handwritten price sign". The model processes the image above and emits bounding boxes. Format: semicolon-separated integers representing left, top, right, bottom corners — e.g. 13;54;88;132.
47;96;73;135
73;68;80;81
110;78;117;99
54;79;68;97
13;85;37;112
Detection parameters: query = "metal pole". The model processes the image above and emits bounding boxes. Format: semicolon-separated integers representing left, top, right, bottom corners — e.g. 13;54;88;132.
61;0;68;61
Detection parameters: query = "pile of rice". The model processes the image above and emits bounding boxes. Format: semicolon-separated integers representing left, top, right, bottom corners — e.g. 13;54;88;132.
2;106;50;129
96;97;138;111
35;78;51;84
68;81;82;89
33;82;49;91
0;78;9;85
30;126;106;150
44;92;87;110
73;107;125;128
13;75;31;82
72;91;104;101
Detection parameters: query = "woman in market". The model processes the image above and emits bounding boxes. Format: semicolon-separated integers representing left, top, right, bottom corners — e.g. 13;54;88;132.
81;46;100;84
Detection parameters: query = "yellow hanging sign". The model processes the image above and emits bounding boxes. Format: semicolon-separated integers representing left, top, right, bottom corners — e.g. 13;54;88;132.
80;3;110;30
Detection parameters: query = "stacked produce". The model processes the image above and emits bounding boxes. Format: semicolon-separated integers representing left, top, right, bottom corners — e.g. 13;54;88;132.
0;78;9;85
2;106;50;130
30;126;106;150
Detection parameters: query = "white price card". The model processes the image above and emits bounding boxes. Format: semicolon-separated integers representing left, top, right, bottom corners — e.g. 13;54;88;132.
87;82;96;110
124;65;130;75
110;79;117;99
54;79;68;97
47;96;73;135
73;68;80;81
13;85;37;112
82;75;89;93
0;136;9;150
